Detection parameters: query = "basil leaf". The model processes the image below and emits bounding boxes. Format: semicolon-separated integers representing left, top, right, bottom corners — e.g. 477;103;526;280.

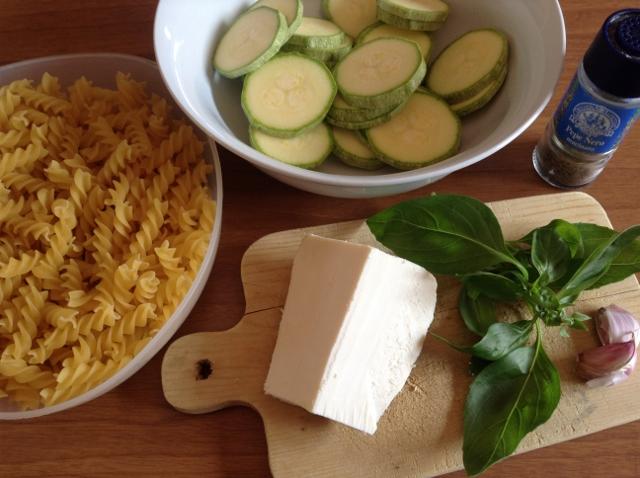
470;321;534;361
367;195;525;275
575;223;640;288
519;220;582;258
531;228;571;285
553;223;612;289
559;226;640;301
550;220;583;258
463;336;561;475
463;272;523;302
459;285;497;336
575;223;615;255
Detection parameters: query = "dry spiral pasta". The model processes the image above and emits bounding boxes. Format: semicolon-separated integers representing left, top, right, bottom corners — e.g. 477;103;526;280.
0;72;216;409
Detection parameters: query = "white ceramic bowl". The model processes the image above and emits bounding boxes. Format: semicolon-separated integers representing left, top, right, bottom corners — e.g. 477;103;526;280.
0;53;223;419
154;0;566;198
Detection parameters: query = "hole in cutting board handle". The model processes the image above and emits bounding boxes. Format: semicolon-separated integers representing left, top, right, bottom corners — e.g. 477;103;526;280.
196;359;213;380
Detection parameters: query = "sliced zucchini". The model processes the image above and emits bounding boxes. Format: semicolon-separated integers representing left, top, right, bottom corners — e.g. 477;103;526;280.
366;90;460;170
322;0;378;39
328;93;400;123
250;123;333;169
332;127;384;170
288;17;345;49
282;36;352;66
450;66;508;117
377;8;444;32
213;7;289;79
327;98;407;129
334;37;425;110
357;22;432;61
250;0;304;33
427;29;509;103
242;53;337;138
378;0;450;23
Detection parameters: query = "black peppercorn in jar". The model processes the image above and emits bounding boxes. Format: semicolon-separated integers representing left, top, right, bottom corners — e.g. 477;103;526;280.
533;9;640;188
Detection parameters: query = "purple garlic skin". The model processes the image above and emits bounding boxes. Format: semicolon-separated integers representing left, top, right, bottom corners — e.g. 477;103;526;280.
578;305;640;388
596;304;640;345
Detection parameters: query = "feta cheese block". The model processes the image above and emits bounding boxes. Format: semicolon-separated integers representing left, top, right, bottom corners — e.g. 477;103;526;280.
264;234;437;434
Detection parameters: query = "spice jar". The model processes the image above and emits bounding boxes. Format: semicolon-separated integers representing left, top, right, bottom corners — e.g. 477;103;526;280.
533;9;640;188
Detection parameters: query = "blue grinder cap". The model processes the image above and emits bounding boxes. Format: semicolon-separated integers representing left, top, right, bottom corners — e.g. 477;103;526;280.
583;9;640;99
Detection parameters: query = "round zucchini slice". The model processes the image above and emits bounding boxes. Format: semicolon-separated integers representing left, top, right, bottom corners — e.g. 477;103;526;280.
332;127;384;170
242;53;337;138
213;7;289;79
357;22;432;61
288;17;345;49
427;29;509;103
377;8;444;31
327;98;407;130
250;0;304;33
282;36;352;66
378;0;450;23
250;123;333;169
334;37;425;110
450;66;508;117
322;0;378;39
328;93;400;123
366;90;461;170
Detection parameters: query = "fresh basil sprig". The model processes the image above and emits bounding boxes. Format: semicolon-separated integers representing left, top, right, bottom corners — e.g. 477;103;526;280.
367;194;640;475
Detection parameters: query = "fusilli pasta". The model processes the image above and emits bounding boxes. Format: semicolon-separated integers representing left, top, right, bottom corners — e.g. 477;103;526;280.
0;72;216;409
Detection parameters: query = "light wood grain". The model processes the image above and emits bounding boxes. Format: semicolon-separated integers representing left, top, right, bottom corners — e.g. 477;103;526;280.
1;1;639;478
161;193;640;478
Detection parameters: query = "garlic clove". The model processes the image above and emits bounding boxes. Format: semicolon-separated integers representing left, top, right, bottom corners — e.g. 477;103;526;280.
585;370;631;388
596;305;640;346
577;340;636;383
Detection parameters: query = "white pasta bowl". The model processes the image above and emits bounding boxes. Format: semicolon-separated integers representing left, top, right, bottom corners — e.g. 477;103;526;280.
154;0;565;198
0;53;223;419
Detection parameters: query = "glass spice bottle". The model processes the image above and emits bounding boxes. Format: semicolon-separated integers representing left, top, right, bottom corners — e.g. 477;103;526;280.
533;9;640;188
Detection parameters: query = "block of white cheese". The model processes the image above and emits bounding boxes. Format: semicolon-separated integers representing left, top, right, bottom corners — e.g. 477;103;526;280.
264;234;437;434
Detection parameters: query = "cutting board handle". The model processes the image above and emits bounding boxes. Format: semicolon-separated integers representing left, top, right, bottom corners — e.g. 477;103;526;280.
161;309;281;414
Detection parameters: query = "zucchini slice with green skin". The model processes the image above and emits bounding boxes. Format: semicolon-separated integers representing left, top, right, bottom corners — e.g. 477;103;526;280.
377;0;450;23
327;97;407;129
328;93;400;123
327;115;387;130
427;29;509;103
242;53;337;138
377;8;444;31
366;90;461;170
357;22;432;60
213;7;289;79
288;17;345;49
250;0;303;33
450;66;508;117
332;127;385;170
250;123;333;169
334;37;426;110
282;36;352;66
322;0;378;39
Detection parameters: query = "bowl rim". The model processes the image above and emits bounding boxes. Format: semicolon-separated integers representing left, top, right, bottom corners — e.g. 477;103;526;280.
0;53;224;419
153;0;566;188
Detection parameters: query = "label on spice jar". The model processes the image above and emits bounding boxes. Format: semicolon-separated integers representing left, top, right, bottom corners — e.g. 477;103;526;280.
554;73;640;155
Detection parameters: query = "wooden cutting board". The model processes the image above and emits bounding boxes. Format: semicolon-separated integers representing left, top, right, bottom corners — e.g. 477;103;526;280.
161;192;640;478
